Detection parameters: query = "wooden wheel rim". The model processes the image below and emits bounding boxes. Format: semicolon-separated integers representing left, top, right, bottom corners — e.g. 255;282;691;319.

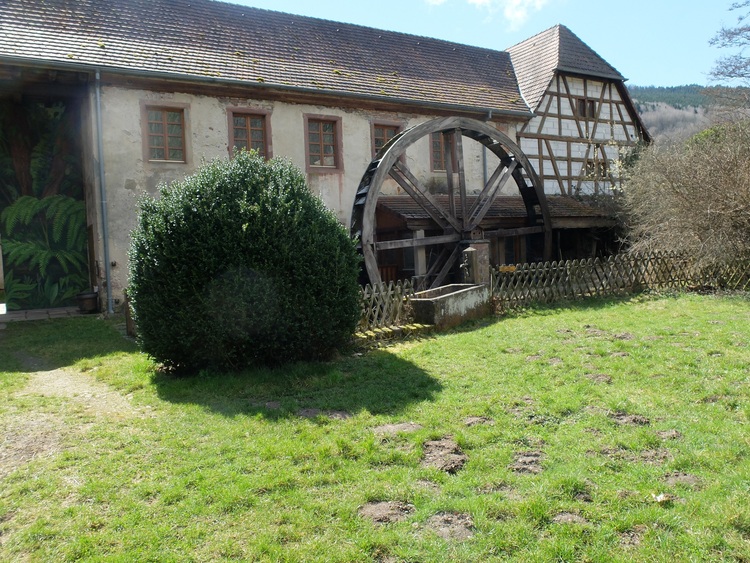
350;116;552;286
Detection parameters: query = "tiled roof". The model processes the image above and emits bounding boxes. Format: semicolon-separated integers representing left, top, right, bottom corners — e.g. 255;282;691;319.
0;0;530;114
507;24;625;110
377;195;612;222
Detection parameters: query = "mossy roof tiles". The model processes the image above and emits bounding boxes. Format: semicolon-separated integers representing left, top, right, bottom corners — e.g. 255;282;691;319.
1;0;530;114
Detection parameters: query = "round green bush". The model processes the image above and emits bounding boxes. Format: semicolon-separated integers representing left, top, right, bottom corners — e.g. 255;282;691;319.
128;151;361;371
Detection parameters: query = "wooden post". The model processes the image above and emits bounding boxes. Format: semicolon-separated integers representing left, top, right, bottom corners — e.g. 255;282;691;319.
414;230;427;277
468;240;491;285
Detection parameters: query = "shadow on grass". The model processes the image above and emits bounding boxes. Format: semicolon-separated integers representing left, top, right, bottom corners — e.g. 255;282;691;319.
0;316;137;373
152;348;442;419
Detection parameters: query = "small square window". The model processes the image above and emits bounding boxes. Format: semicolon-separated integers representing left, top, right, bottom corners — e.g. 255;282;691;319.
576;98;597;119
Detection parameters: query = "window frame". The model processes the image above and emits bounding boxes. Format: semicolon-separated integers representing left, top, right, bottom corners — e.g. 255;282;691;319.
303;114;343;173
575;97;597;120
430;130;457;172
227;108;272;158
371;120;403;158
140;101;190;164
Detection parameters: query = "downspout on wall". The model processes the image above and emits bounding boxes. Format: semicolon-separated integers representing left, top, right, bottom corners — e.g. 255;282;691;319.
95;70;114;314
482;109;494;187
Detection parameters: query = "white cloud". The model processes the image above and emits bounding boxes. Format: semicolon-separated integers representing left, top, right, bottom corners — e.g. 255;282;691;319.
466;0;549;29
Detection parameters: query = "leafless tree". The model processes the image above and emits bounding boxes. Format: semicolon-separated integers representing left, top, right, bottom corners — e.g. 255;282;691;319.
711;1;750;81
709;2;750;110
621;121;750;268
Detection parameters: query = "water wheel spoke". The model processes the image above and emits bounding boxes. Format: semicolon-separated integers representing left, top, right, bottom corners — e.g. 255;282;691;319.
431;244;462;288
466;159;518;231
453;131;470;231
443;130;457;220
390;161;462;232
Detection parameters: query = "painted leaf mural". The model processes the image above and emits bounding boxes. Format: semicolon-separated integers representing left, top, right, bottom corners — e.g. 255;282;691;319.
0;98;89;310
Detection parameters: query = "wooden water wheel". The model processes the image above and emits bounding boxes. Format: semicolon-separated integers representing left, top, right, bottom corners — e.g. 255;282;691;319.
350;116;552;287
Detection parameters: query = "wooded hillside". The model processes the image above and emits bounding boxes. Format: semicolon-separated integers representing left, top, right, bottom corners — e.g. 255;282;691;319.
628;85;712;141
627;84;750;141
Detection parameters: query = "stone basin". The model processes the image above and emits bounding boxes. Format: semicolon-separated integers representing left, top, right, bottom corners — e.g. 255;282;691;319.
411;284;491;330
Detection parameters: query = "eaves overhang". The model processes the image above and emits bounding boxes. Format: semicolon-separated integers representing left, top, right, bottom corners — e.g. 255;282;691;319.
0;54;534;121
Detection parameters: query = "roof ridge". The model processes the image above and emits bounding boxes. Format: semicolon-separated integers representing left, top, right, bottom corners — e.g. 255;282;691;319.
205;0;512;57
505;23;562;52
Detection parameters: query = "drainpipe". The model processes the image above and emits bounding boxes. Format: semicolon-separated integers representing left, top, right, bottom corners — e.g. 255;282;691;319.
95;70;114;314
482;109;493;187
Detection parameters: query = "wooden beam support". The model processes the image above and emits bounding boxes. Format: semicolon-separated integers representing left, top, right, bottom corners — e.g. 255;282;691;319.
484;226;546;238
375;233;461;251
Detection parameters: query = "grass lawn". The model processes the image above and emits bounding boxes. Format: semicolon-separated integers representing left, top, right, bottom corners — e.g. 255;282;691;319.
1;293;749;562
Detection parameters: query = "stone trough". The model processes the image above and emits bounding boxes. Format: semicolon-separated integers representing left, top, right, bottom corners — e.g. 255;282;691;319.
411;284;491;330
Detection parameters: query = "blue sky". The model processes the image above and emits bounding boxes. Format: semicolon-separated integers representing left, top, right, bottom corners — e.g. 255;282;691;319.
232;0;742;87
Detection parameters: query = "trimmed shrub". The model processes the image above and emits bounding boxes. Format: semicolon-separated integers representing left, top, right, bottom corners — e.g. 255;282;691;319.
128;151;361;371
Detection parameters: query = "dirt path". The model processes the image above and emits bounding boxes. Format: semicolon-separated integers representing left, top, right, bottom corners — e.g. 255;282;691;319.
1;352;139;480
15;361;136;416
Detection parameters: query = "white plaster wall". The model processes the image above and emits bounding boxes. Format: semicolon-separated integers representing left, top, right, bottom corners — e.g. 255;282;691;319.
97;85;523;301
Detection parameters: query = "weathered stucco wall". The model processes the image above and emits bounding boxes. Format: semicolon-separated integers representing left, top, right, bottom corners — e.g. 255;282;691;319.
96;85;521;303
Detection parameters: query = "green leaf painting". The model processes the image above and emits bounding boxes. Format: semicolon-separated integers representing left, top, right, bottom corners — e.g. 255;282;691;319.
0;99;89;309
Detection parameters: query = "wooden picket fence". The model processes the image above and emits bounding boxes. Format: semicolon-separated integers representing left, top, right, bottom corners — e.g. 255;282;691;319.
492;252;750;309
356;252;750;332
357;278;415;332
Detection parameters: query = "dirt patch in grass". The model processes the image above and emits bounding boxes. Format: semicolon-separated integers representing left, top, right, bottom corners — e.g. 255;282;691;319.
614;332;635;340
584;326;608;337
586;373;612;384
509;450;544;474
638;448;672;464
620;524;648;548
665;472;700;487
373;422;423;436
610;412;650;426
422;438;467;474
464;416;493;427
17;366;137;417
425;512;474;540
657;429;682;440
358;501;414;524
552;512;588;525
1;353;141;479
0;413;64;479
596;447;670;465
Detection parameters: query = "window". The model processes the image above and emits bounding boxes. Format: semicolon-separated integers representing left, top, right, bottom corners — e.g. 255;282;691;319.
430;131;456;172
372;123;400;156
584;159;607;178
145;107;185;162
228;110;271;158
576;98;597;119
304;115;342;172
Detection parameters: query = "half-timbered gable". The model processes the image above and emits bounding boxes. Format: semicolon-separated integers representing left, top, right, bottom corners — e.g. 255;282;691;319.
508;25;650;197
